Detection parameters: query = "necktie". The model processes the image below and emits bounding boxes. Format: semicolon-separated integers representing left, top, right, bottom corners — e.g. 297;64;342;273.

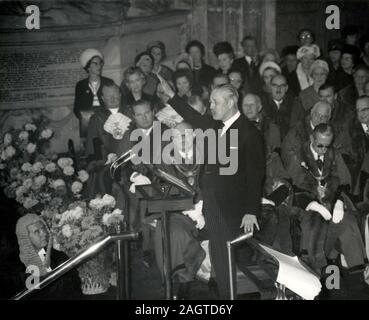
316;156;323;171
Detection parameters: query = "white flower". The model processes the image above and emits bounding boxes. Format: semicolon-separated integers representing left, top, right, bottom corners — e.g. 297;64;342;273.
32;162;43;174
112;208;122;216
71;181;83;194
22;178;33;189
21;162;32;172
34;175;47;187
15;186;26;198
52;179;66;189
70;206;84;219
61;225;72;238
26;143;36;154
45;162;57;173
77;170;89;183
4;133;12;145
57;157;73;169
5;146;16;158
102;213;110;226
101;194;116;208
23;197;39;209
63;166;74;176
19;131;29;141
25;123;37;132
89;198;104;211
40;129;53;139
103;113;131;140
105;153;118;165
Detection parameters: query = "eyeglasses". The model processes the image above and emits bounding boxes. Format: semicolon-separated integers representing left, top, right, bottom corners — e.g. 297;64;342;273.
316;144;331;149
300;34;312;39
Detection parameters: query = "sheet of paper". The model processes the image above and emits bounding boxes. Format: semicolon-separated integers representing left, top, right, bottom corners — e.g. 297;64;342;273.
259;244;322;300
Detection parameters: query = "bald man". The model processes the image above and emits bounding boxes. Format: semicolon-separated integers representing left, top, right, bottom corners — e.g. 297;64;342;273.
281;101;332;168
161;80;265;299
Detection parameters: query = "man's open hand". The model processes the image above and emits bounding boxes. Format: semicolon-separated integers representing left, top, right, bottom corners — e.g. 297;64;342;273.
240;214;260;234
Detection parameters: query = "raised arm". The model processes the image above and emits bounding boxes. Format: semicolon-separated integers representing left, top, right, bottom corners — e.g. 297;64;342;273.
158;74;219;130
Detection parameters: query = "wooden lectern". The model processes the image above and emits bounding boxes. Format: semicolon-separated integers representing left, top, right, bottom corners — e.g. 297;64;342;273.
136;168;196;300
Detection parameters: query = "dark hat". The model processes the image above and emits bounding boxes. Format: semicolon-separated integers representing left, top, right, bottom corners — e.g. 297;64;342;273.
281;45;299;57
328;39;343;52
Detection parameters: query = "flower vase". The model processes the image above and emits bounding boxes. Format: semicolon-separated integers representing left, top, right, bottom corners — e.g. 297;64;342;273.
78;254;111;295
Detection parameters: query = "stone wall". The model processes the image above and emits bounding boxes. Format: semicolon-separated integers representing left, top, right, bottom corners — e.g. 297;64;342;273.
0;9;188;153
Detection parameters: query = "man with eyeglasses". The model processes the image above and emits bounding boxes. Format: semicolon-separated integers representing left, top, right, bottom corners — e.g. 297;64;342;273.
262;74;296;140
285;124;367;282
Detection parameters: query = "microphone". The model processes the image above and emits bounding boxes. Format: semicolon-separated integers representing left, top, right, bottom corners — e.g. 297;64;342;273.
110;149;136;178
230;232;253;245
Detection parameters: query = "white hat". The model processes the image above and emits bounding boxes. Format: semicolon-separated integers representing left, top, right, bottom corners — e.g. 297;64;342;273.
296;44;320;60
309;59;329;76
259;61;281;76
80;48;104;68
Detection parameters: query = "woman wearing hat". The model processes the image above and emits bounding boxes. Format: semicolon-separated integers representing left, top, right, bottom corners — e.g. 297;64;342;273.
74;48;114;138
147;40;173;82
258;61;282;98
292;59;330;122
295;44;320;92
334;44;361;91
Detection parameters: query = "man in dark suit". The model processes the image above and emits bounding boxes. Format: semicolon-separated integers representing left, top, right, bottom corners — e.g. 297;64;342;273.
262;74;296;140
232;35;261;94
285;124;366;275
340;96;369;198
159;77;265;299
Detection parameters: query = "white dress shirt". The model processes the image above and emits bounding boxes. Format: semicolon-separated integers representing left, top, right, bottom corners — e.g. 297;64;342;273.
38;248;52;272
273;99;283;110
221;111;241;136
361;123;369;135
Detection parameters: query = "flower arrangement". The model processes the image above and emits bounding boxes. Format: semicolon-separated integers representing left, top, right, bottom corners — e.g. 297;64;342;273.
52;194;124;294
103;113;131;140
0;120;90;223
0;119;53;189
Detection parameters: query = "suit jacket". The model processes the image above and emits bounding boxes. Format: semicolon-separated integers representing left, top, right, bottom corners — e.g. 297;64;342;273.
341;118;369;188
338;83;359;111
167;95;265;235
262;93;296;140
86;107;128;161
73;76;115;120
287;142;346;208
232;57;262;94
282;67;300;97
